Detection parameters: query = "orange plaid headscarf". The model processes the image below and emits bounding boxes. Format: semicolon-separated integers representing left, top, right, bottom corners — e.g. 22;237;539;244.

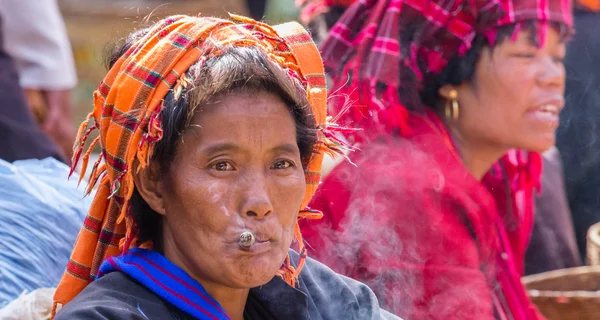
578;0;600;10
53;14;343;315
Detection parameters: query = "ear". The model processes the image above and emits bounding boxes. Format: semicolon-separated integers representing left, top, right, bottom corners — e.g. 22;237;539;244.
438;84;457;100
132;161;167;216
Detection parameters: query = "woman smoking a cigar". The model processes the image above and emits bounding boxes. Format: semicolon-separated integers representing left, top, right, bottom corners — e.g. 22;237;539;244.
50;14;399;320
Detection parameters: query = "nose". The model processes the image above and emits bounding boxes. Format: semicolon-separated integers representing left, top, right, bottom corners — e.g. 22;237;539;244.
239;175;273;219
537;56;565;89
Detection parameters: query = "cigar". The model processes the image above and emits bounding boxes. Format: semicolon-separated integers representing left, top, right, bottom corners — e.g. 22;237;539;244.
238;231;255;248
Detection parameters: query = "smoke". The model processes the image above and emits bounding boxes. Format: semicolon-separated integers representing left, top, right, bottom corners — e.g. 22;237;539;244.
304;139;497;319
555;11;600;257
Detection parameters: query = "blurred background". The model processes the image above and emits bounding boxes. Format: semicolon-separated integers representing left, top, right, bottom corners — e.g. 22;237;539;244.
61;0;300;131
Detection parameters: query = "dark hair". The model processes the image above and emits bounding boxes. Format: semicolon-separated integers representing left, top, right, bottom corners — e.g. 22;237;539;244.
106;28;318;251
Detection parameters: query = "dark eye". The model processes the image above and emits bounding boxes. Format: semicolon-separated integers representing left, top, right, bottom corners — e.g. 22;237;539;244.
271;160;294;170
212;161;235;171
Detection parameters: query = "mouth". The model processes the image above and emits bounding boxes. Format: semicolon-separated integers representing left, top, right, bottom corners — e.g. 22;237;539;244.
535;103;561;115
234;230;275;254
526;101;563;126
238;239;273;255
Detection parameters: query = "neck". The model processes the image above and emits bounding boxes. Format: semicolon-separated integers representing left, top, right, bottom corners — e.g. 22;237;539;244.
202;285;248;320
162;232;249;320
449;128;508;180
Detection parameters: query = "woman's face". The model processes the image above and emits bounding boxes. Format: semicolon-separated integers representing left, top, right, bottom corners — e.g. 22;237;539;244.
156;91;306;290
452;27;566;153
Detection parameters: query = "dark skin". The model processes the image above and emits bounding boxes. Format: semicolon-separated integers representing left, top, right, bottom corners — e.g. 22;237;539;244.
440;29;566;179
133;91;307;320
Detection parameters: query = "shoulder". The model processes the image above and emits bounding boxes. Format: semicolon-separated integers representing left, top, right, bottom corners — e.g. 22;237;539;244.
55;272;173;320
293;250;402;320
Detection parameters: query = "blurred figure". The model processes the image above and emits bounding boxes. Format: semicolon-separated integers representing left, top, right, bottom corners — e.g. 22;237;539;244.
525;146;582;275
303;0;582;278
299;0;573;318
556;1;600;259
0;0;77;163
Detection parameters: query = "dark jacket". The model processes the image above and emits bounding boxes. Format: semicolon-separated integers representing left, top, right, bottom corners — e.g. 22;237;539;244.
55;251;400;320
525;147;582;275
556;10;600;258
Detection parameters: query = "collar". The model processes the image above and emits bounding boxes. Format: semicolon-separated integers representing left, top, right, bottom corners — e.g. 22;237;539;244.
98;248;308;320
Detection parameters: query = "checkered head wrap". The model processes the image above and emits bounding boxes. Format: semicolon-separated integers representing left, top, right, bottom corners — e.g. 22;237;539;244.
52;14;347;315
320;0;573;141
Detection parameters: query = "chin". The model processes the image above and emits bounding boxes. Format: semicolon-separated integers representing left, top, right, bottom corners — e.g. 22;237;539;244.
227;255;283;288
229;269;279;289
519;135;556;153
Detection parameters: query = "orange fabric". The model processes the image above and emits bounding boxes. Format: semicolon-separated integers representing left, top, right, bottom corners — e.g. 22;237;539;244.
52;14;336;317
578;0;600;10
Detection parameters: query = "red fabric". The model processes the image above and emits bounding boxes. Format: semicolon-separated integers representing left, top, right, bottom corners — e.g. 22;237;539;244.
483;151;543;276
302;110;543;319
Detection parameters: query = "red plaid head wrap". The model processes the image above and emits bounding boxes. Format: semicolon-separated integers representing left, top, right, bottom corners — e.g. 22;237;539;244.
52;14;348;316
321;0;573;140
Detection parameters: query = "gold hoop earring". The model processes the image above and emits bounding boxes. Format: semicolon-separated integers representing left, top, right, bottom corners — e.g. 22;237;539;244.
445;89;459;121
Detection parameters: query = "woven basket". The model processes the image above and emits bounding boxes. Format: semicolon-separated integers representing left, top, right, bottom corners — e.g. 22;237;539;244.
587;222;600;266
522;266;600;320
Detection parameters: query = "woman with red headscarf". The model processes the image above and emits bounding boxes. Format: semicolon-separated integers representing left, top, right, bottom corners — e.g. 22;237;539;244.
299;0;573;319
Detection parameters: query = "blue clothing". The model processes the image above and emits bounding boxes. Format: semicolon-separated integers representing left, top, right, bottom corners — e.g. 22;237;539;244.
56;249;400;320
0;158;90;306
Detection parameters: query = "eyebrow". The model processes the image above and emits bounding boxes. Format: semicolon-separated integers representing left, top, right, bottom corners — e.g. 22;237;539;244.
200;143;299;156
269;143;300;155
201;143;241;155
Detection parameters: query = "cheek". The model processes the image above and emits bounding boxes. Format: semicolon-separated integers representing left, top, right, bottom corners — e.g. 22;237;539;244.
272;172;306;234
477;59;526;102
464;59;534;126
165;174;233;243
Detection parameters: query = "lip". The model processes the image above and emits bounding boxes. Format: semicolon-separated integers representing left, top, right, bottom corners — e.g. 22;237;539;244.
233;230;273;243
529;98;565;112
525;98;564;127
232;228;277;254
238;239;274;255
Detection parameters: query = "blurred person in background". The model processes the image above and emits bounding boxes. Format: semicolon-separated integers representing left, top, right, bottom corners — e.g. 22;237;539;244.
0;0;77;163
246;0;268;20
556;0;600;260
0;1;85;317
299;0;573;319
303;0;582;276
